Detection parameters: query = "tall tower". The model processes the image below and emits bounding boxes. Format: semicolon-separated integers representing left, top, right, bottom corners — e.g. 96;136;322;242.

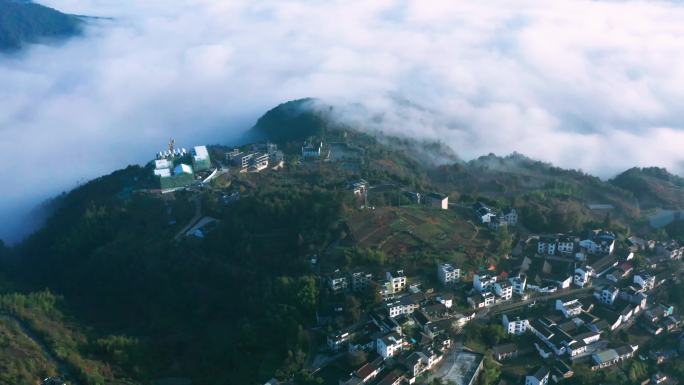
168;137;175;153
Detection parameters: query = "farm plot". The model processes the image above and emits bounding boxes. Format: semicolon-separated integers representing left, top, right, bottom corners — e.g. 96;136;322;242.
345;206;489;257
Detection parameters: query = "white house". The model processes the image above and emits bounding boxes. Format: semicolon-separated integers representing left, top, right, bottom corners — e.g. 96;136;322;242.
468;292;495;309
555;275;574;289
502;314;529;335
376;332;404;359
538;237;558;255
597;286;619;305
385;293;421;318
634;271;655;291
386;270;407;294
494;281;513;301
473;272;497;293
301;141;322;159
574;266;593;288
557;236;575;254
525;366;550;385
437;263;460;285
555;299;584;318
328;271;349;293
580;231;616;255
426;193;449;210
509;274;527;295
475;205;496;224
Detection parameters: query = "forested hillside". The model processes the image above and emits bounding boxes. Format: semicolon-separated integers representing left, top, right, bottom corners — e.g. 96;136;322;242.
0;99;683;385
0;0;82;51
611;167;684;209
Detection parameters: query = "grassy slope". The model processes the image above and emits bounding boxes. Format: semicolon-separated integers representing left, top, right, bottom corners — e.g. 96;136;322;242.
0;317;58;385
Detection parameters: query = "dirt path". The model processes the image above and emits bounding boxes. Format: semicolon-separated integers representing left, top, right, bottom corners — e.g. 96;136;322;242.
466;220;479;241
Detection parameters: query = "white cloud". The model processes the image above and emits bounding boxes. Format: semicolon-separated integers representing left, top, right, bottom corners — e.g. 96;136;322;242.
1;0;684;241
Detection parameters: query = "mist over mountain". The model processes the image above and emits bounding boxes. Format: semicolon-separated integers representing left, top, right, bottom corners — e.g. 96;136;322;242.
3;0;684;242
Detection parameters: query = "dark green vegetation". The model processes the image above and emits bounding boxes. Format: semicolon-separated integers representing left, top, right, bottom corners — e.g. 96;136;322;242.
250;98;330;143
0;99;682;384
611;167;684;210
0;0;82;51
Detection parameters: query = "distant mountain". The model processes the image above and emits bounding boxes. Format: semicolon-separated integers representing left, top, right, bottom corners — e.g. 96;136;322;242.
610;167;684;210
249;98;334;143
0;0;82;51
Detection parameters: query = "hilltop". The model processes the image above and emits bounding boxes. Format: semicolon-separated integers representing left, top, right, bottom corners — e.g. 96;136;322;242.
0;0;82;51
611;167;684;210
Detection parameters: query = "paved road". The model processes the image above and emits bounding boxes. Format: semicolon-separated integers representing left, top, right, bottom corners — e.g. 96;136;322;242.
479;286;594;319
174;195;202;240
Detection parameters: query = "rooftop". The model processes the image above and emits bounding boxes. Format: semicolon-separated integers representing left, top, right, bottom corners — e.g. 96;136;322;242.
529;366;549;380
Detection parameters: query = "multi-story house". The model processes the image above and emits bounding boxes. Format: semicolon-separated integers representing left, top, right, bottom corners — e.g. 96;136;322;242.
301;141;323;159
473;272;497;292
510;274;527;295
386;270;407;294
328;270;349;294
557;236;575;254
437;263;460;285
351;272;373;292
597;286;619;305
574;266;593;288
555;299;584;318
494;281;513;301
579;230;616;255
385;294;421;318
468;292;495;309
633;271;655;291
502;314;529;335
502;208;518;225
376;332;404;359
538;236;558;255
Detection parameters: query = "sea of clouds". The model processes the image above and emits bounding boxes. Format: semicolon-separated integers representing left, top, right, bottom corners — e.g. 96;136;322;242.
1;0;684;242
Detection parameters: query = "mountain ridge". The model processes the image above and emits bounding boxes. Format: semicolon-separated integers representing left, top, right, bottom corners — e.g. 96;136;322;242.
0;0;82;51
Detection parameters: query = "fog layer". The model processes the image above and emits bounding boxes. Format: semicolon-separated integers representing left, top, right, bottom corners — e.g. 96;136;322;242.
2;0;684;242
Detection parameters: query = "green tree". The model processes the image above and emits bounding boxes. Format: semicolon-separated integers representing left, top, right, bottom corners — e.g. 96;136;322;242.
480;357;501;385
627;361;646;383
495;227;513;257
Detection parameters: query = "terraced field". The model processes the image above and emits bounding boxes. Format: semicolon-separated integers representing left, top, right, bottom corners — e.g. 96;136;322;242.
346;206;492;261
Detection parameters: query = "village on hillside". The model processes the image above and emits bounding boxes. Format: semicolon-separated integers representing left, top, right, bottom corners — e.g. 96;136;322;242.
146;136;684;385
